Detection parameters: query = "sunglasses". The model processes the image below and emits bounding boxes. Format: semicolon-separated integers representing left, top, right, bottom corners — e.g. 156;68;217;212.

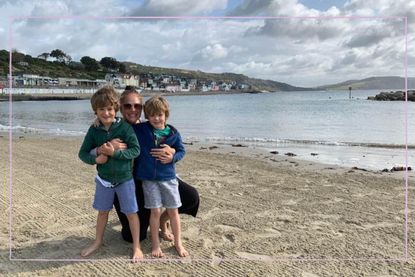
123;103;142;110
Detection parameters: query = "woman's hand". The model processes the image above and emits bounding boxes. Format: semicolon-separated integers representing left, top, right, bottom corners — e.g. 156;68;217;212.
100;142;115;156
92;117;100;128
109;138;127;151
150;144;175;164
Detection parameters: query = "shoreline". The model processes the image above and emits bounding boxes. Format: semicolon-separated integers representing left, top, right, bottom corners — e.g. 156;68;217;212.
0;89;252;102
2;132;413;179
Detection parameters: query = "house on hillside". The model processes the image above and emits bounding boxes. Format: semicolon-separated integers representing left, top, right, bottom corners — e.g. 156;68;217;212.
122;74;139;88
105;73;139;88
105;73;123;87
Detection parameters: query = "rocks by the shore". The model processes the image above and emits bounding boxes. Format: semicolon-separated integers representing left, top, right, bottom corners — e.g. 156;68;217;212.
391;166;412;171
368;90;415;101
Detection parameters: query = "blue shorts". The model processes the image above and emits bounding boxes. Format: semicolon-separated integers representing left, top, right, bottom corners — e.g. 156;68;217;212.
142;179;182;209
92;178;138;214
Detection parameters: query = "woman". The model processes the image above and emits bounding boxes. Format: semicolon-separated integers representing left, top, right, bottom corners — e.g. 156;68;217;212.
97;86;199;242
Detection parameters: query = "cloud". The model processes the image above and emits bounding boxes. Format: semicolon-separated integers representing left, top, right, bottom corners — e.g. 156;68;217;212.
342;20;403;48
227;0;322;16
247;18;344;42
343;0;415;23
344;29;387;48
227;0;274;16
200;44;229;59
128;0;228;16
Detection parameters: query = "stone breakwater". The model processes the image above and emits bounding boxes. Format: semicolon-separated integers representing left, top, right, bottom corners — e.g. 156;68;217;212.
368;90;415;101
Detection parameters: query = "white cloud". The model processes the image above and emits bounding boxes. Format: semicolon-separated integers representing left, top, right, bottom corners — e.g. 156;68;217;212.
129;0;227;16
200;44;229;59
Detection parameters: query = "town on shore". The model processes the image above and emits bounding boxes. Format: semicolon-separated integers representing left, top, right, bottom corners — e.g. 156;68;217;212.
0;72;253;94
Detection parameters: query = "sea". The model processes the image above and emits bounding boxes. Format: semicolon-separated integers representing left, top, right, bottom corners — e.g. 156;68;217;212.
1;89;414;170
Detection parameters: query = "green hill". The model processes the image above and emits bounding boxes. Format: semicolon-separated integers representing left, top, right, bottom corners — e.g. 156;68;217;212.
317;76;415;90
0;49;310;92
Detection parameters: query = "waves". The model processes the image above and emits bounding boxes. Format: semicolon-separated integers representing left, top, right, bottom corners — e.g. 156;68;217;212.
0;124;85;136
185;136;414;149
1;123;411;150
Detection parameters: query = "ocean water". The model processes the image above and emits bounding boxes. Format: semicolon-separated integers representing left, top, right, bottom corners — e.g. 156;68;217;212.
1;89;414;170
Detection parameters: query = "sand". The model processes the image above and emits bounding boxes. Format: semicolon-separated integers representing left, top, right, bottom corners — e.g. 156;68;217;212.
1;135;414;276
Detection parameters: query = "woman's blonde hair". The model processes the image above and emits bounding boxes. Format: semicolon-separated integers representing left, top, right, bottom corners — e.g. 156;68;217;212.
120;86;143;106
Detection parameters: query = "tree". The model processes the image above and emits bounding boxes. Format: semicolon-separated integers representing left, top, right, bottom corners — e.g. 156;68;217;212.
65;54;72;64
37;52;50;60
0;50;9;62
100;57;119;71
50;49;71;64
50;49;66;62
118;62;127;73
12;49;25;63
80;56;100;71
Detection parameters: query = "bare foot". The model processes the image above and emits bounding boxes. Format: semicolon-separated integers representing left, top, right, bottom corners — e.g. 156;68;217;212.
175;244;189;257
80;241;101;257
131;247;144;263
151;247;165;258
160;230;174;242
160;221;174;242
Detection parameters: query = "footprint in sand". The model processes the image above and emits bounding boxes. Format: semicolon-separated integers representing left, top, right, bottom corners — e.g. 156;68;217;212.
203;238;214;248
214;224;242;233
256;228;281;238
223;233;236;243
363;222;398;229
301;272;320;277
282;199;297;205
270;215;293;225
310;220;332;231
235;251;273;262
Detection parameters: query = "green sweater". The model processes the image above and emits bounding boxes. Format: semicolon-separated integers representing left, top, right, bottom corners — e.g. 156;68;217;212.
78;117;140;183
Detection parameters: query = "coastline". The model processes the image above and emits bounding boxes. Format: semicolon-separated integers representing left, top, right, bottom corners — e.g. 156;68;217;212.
1;135;414;275
1;130;413;174
0;89;250;102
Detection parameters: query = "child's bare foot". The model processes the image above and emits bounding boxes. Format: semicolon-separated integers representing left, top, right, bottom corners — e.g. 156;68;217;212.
160;229;174;242
160;221;174;241
131;247;144;263
80;241;101;257
151;247;165;258
175;244;189;257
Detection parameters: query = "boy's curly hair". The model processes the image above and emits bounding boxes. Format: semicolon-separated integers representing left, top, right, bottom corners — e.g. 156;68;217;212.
144;95;170;119
91;86;120;112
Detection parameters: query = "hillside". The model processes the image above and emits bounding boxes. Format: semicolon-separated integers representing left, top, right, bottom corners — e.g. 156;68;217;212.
317;76;415;90
0;49;310;92
0;50;105;80
121;62;310;92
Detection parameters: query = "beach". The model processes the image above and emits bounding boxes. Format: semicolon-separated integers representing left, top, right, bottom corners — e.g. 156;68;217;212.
1;135;414;276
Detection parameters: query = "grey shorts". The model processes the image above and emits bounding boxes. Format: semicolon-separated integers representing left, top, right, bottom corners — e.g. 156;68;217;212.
142;179;182;209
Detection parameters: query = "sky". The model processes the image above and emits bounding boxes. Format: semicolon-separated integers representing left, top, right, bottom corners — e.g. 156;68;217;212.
0;0;413;87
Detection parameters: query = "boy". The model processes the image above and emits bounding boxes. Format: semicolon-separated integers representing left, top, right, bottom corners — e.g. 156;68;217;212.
133;95;189;257
78;86;143;262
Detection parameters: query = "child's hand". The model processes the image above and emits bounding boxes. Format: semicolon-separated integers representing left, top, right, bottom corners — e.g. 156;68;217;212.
92;117;100;127
95;154;108;164
100;142;115;156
